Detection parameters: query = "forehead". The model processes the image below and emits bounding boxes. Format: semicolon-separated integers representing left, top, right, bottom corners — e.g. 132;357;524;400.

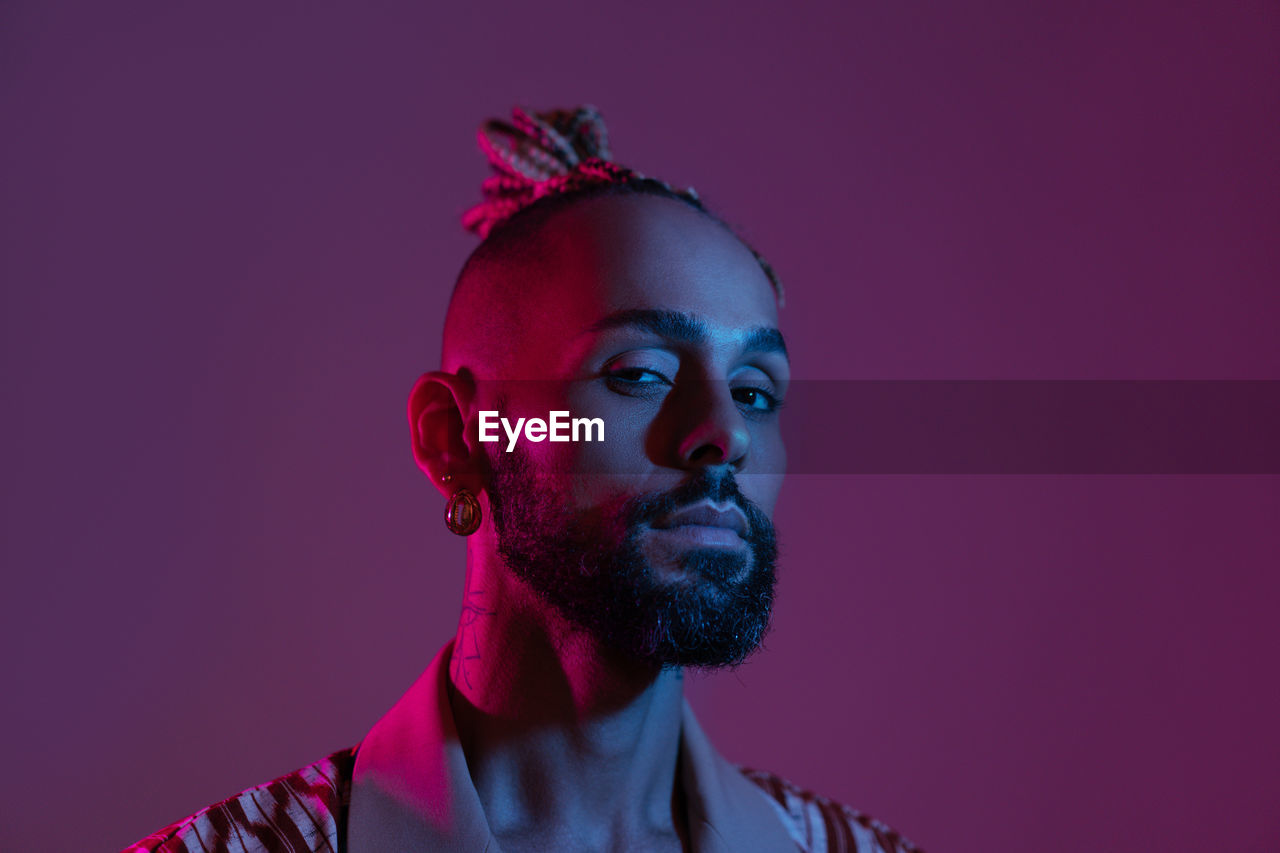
528;194;780;343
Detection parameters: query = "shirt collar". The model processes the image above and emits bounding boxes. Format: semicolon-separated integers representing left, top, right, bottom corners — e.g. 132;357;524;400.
348;641;795;853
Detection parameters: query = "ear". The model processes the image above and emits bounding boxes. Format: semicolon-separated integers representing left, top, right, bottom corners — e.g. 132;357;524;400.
407;370;487;498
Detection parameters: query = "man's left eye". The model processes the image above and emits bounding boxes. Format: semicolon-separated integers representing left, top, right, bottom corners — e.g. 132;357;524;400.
732;386;781;413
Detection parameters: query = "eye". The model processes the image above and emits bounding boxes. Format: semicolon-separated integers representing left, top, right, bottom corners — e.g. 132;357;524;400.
601;349;679;398
732;385;782;413
607;366;671;385
603;364;674;400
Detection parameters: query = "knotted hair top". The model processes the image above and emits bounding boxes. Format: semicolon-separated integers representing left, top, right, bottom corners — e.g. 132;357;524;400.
461;105;702;240
459;104;783;302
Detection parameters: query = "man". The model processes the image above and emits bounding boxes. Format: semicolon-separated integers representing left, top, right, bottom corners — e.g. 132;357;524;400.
127;106;921;853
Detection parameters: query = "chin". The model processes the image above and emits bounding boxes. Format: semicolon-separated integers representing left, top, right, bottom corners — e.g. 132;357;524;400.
665;552;752;588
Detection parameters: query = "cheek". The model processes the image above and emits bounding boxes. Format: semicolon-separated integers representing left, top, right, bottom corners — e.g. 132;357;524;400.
564;419;652;507
744;425;786;513
555;385;657;504
739;472;784;517
505;403;648;511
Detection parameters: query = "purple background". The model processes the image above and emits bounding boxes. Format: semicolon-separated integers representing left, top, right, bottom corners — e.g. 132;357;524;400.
2;2;1277;850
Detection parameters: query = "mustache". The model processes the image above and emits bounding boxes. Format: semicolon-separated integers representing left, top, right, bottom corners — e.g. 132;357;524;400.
625;469;763;531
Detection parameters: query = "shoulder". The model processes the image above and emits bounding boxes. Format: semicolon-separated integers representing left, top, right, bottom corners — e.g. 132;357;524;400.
122;747;357;853
738;766;925;853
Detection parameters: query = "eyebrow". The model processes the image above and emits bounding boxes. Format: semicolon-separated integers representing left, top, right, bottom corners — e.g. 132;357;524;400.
584;308;789;358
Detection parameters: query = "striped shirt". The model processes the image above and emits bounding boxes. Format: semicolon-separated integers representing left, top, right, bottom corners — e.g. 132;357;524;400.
126;643;922;853
126;751;921;853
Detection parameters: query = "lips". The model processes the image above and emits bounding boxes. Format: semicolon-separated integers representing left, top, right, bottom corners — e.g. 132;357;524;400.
650;501;749;539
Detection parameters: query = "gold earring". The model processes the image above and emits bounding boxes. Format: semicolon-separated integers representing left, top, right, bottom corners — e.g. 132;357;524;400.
444;488;481;536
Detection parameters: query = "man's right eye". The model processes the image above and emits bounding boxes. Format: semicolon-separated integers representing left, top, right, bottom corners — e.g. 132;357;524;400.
607;367;669;384
604;367;673;399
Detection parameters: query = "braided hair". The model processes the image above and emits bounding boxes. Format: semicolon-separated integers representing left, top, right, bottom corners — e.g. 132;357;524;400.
459;105;784;303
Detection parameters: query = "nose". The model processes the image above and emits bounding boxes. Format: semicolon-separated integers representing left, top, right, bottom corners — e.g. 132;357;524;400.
675;381;751;469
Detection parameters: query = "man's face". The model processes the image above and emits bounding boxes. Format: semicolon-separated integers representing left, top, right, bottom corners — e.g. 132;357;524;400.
478;193;789;669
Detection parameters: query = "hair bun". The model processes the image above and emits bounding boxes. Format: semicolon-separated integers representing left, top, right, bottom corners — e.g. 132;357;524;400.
462;104;696;239
459;104;782;302
478;105;613;180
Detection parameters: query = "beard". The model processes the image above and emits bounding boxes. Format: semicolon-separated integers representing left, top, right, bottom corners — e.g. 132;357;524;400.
486;446;778;670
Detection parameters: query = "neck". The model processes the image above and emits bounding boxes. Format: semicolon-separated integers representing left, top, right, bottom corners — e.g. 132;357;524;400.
446;537;688;849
